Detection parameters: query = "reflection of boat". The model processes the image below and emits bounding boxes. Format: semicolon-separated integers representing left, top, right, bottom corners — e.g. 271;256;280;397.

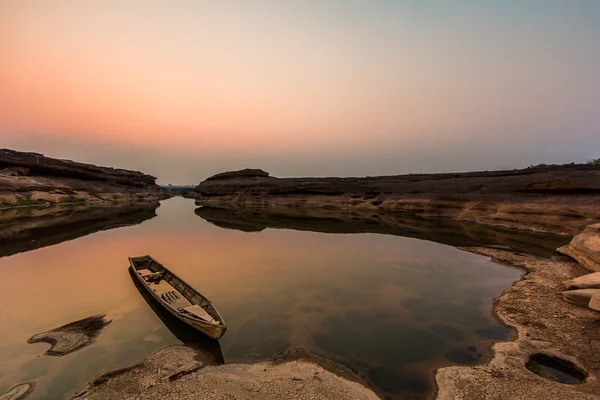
128;268;224;365
129;255;227;340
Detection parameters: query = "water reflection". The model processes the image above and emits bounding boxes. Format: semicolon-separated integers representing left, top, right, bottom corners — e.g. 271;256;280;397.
0;198;522;400
195;205;569;258
0;202;160;258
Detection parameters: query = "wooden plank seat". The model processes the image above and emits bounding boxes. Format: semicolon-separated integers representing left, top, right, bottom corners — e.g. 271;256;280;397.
182;305;216;323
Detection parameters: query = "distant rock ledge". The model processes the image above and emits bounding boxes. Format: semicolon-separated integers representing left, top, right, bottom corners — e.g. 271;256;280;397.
205;168;270;181
190;165;600;235
0;148;169;208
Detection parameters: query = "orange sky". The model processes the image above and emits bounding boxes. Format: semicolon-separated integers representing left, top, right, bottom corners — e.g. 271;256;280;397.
1;1;599;182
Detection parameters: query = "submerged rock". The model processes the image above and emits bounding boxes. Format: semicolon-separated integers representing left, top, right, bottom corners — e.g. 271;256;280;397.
0;382;35;400
72;346;379;400
559;223;600;272
27;315;111;356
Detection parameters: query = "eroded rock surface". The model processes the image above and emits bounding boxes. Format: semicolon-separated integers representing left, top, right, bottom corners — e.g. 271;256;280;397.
559;224;600;272
590;292;600;312
191;165;600;235
0;382;35;400
562;289;600;308
436;248;600;400
73;346;379;400
564;272;600;290
27;315;111;356
0;148;169;208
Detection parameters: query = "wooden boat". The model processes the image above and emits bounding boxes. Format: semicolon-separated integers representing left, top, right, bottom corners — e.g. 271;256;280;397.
128;255;227;339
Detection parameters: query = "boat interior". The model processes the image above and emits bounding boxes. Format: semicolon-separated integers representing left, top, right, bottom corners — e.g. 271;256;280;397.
131;257;220;325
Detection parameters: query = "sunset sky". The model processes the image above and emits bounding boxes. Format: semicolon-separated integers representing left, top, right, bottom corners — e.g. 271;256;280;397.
1;1;599;184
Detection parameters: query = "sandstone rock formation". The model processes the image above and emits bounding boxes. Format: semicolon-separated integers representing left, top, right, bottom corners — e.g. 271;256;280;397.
27;315;112;356
0;148;169;208
437;247;600;400
559;223;600;272
590;292;600;312
191;165;600;235
564;272;600;290
73;346;379;400
561;289;599;307
0;382;35;400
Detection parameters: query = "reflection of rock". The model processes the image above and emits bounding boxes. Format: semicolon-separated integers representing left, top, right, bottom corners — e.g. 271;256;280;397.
0;148;169;208
72;346;379;400
191;165;600;235
0;202;159;257
558;223;600;272
27;315;111;356
195;206;569;258
0;382;35;400
128;268;224;366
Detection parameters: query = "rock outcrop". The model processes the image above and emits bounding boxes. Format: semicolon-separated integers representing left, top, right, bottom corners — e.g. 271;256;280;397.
27;315;112;356
564;272;600;290
72;346;379;400
0;148;169;208
0;382;35;400
191;165;600;235
559;223;600;272
437;247;600;400
561;289;599;307
590;292;600;312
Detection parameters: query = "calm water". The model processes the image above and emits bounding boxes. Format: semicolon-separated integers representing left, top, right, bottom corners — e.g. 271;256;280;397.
0;197;522;399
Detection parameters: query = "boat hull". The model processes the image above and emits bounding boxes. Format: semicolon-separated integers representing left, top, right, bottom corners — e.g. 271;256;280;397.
129;262;227;340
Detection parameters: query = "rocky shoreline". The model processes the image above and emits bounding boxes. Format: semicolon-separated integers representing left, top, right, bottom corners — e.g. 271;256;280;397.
72;346;379;400
4;160;600;399
0;149;169;209
67;225;600;400
190;165;600;235
186;167;600;398
0;148;168;257
437;246;600;399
